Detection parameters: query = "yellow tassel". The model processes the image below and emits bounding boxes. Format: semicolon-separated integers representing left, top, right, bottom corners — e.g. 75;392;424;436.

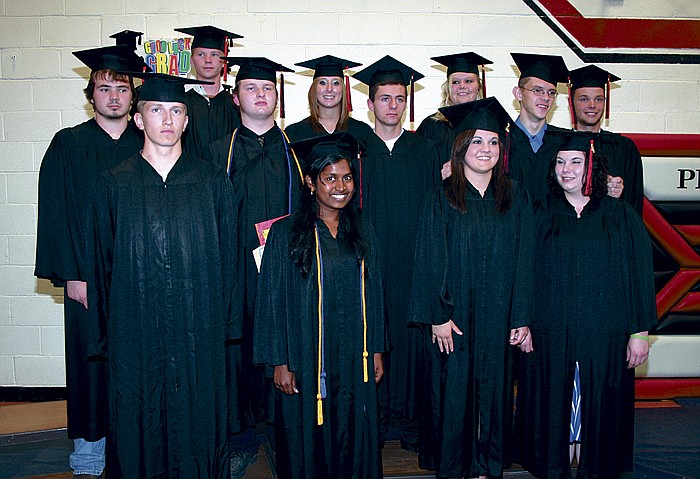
363;352;369;383
226;128;238;174
315;228;324;426
281;130;304;183
317;394;324;425
361;259;369;383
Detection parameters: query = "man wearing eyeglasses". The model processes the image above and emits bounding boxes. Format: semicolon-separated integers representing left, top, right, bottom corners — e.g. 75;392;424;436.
508;53;569;204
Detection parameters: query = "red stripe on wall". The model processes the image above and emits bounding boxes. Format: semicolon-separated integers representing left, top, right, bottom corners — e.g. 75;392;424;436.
539;0;700;49
622;133;700;157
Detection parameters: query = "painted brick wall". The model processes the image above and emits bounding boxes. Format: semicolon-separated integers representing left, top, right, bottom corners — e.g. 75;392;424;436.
1;0;698;387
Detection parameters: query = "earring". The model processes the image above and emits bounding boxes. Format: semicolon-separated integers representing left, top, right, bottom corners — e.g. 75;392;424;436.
311;189;315;195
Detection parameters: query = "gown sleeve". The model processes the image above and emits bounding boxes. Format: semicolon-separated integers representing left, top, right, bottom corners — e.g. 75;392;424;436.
214;170;242;341
509;185;535;329
253;220;293;367
408;184;454;326
86;174;115;358
617;201;657;333
35;131;79;285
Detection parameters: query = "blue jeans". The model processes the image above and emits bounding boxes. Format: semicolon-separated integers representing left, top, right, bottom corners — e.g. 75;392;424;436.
69;437;105;476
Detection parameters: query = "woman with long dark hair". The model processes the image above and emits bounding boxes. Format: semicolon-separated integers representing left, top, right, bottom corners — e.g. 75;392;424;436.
514;132;656;479
409;97;534;479
254;132;386;479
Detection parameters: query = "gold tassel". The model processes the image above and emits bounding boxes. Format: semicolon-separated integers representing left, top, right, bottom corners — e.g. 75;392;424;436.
363;352;369;383
315;227;324;426
317;394;324;425
361;259;369;383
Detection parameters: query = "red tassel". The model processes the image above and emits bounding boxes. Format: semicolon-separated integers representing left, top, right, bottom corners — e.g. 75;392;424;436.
481;66;486;98
345;73;353;112
583;139;594;195
222;37;228;82
605;75;611;121
279;73;285;119
409;73;415;124
568;78;577;129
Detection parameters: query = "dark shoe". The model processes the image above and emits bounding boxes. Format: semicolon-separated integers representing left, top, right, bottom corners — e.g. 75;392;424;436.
230;450;257;479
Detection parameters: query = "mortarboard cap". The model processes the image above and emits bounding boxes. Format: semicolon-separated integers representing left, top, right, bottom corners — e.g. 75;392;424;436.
511;52;569;85
353;55;424;88
295;55;361;79
225;56;294;84
174;25;243;51
123;72;213;104
431;51;492;98
558;130;596;152
439;96;512;136
431;52;492;78
290;132;360;168
569;65;621;91
110;30;143;50
73;45;149;73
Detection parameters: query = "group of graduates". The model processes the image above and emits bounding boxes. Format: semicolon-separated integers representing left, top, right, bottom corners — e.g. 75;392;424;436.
33;23;658;479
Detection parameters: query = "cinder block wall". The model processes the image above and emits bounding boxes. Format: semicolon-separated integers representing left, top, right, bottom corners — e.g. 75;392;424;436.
1;1;699;387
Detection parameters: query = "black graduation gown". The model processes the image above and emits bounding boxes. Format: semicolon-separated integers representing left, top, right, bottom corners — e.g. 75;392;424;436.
594;131;645;216
513;195;656;479
87;153;239;479
359;130;441;445
182;88;241;158
34;119;142;440
415;114;456;166
209;124;303;430
254;216;386;479
507;124;567;205
408;180;534;479
284;116;375;146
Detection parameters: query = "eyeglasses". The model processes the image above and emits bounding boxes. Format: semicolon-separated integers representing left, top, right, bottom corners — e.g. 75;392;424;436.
519;86;558;98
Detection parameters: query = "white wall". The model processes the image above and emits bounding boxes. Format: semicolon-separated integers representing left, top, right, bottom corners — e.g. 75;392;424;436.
1;0;699;387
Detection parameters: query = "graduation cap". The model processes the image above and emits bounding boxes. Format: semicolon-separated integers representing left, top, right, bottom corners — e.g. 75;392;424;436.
296;55;361;79
295;55;362;111
439;96;511;135
225;56;293;83
439;97;513;172
109;30;143;50
511;52;569;85
431;52;493;98
558;131;597;195
568;65;621;125
290;131;360;169
122;72;214;104
174;25;243;52
73;45;149;73
354;55;425;123
225;56;294;118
